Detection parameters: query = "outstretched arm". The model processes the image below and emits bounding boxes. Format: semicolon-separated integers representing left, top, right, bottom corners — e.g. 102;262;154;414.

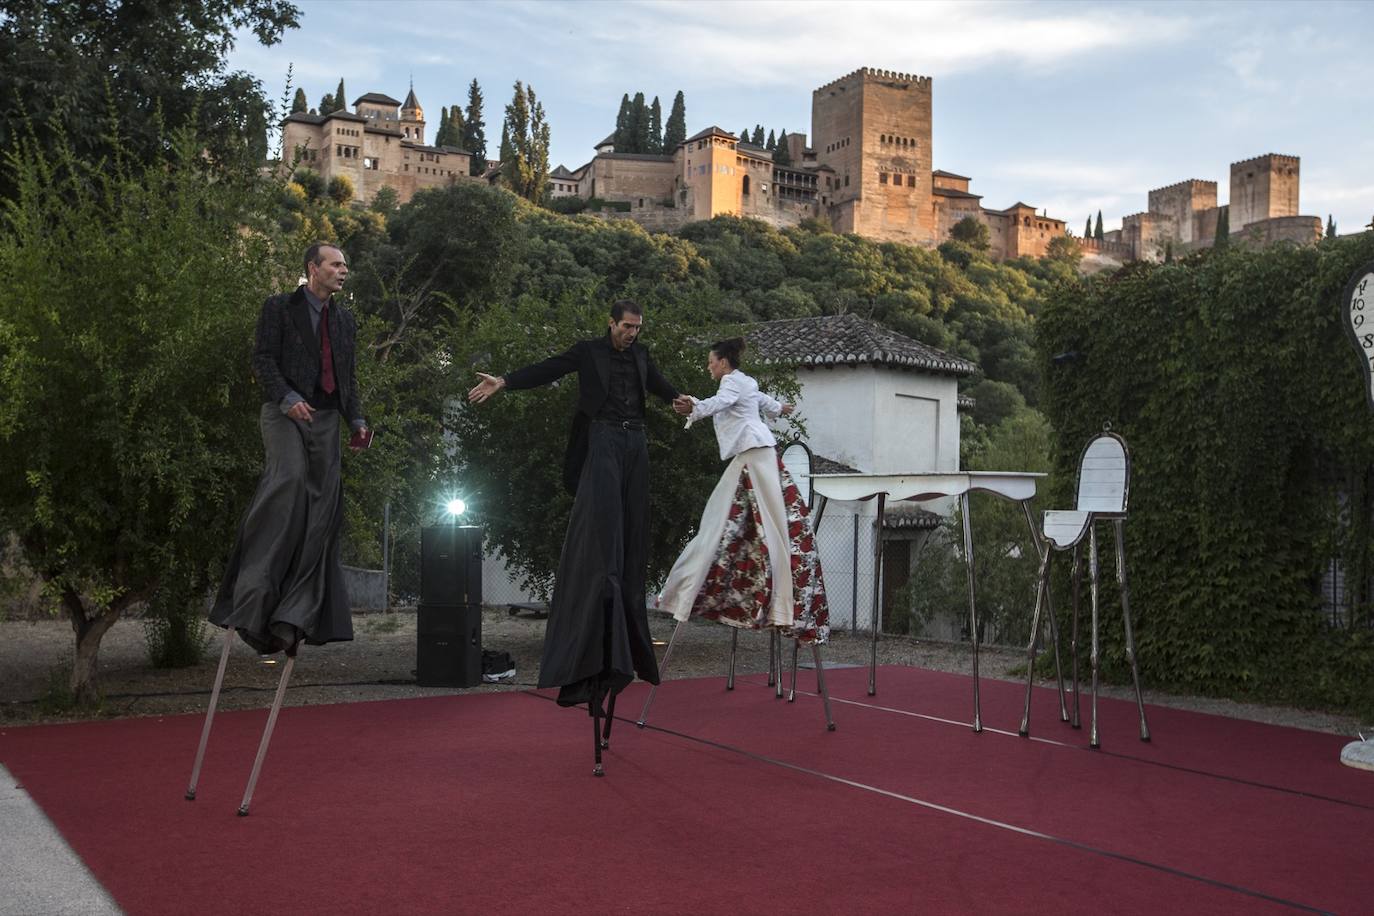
468;372;506;404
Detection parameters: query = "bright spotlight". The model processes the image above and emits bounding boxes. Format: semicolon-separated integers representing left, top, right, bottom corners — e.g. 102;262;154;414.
445;498;466;518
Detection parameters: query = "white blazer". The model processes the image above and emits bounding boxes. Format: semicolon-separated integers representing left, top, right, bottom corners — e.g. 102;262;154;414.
688;370;784;460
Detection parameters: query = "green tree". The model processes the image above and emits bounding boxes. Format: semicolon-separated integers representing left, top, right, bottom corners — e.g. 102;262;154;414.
291;87;308;113
464;79;488;174
327;173;354;204
765;129;776;151
498;121;513;166
774;130;792;166
0;0;300;199
663;90;687;151
447;104;466;150
334;76;347;113
1045;234;1082;266
435;107;450;146
751;125;765;146
1094;210;1104;241
613;94;632;151
630;91;648;153
648;96;663;154
1327;215;1337;238
1085;216;1092;239
319;92;335;115
369;185;400;216
739;126;751;144
293;167;324;200
0;126;285;704
1215;207;1230;248
503;81;551;203
950;216;990;250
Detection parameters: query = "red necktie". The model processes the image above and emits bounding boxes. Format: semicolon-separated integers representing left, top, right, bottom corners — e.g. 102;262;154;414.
319;303;337;395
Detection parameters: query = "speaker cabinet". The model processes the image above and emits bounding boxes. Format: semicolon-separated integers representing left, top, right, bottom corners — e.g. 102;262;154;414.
421;524;483;606
416;603;482;687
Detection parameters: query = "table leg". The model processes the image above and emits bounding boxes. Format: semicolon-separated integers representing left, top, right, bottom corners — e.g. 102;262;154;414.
961;491;981;733
869;492;885;696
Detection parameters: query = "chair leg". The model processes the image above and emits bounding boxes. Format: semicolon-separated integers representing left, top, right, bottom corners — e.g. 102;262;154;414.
726;627;738;690
237;653;296;816
637;619;684;728
1088;525;1102;749
601;691;617;750
1115;520;1151;742
1070;544;1083;730
960;491;981;732
185;627;234;801
812;643;837;731
788;637;799;702
1019;550;1052;737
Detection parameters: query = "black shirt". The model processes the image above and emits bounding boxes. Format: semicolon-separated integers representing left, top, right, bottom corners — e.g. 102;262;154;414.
596;344;644;422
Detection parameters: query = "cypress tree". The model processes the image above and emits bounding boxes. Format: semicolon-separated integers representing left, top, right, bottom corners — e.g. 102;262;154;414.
319;93;335;115
291;88;307;114
613;93;632;151
1085;216;1092;239
774;130;792;165
1215;207;1230;248
435;107;450;146
335;77;347;113
499;120;513;166
449;104;466;150
630;91;648;153
765;129;776;151
464;79;487;174
663;91;687;151
648;96;662;154
1094;210;1104;240
751;125;765;146
1327;215;1337;238
738;126;751;143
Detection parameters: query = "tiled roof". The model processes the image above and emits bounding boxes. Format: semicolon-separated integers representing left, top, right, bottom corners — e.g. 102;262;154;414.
550;165;575;178
933;187;982;200
599;152;674;163
595;132;615;148
884;502;942;530
402;87;421;110
354;93;402;107
750;314;978;377
284;112;325;125
932;169;971;180
684;125;736;143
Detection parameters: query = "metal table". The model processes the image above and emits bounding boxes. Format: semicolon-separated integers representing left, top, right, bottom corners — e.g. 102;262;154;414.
811;471;1046;732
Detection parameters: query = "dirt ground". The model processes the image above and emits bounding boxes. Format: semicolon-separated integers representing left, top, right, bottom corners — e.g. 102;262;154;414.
0;606;1367;737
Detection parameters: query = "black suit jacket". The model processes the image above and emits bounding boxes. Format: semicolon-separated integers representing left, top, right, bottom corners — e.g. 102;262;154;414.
252;286;364;427
504;335;679;493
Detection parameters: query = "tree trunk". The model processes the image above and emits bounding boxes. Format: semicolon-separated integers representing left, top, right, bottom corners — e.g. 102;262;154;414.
63;589;123;706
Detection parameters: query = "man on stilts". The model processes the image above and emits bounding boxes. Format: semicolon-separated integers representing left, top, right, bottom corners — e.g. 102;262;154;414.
468;300;686;775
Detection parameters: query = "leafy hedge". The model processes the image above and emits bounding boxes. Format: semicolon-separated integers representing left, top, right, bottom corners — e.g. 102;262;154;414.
1036;235;1374;715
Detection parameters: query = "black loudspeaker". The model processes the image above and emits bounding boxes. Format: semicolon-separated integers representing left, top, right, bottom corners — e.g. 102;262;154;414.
416;604;482;687
420;524;483;606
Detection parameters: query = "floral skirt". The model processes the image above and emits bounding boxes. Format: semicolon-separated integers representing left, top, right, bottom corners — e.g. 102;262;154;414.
659;447;829;644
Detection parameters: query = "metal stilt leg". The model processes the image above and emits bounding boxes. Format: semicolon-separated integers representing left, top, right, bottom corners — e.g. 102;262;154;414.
1115;520;1151;742
767;628;777;687
1018;550;1052;737
636;619;684;728
1070;545;1083;729
961;491;982;732
185;627;234;801
236;654;296;816
591;689;605;777
601;691;617;750
773;630;784;699
812;644;836;731
788;637;799;702
1088;526;1102;749
726;628;738;690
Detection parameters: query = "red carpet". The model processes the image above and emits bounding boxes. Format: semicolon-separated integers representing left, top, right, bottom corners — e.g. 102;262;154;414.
2;665;1369;915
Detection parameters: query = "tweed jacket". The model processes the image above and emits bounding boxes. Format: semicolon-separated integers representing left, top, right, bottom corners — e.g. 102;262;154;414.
252;285;364;427
503;334;679;493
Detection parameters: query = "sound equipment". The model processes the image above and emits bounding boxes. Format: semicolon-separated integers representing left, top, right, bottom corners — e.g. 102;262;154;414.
417;525;484;687
420;524;483;606
416;603;482;687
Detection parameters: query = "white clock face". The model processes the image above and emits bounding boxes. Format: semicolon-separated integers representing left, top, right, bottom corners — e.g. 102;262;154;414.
1345;266;1374;410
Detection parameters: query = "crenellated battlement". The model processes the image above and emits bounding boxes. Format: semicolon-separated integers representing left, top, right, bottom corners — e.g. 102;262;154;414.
1147;178;1215;195
1231;153;1300;169
814;67;932;95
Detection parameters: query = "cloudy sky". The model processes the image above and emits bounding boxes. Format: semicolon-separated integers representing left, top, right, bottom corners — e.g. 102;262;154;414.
227;0;1372;235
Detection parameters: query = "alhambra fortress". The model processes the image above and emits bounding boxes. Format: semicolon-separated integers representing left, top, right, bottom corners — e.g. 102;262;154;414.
282;68;1323;265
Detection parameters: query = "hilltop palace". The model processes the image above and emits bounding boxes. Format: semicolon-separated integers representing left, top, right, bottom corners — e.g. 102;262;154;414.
282;68;1322;264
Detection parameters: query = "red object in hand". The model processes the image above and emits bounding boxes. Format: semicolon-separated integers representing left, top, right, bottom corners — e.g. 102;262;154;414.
349;428;372;450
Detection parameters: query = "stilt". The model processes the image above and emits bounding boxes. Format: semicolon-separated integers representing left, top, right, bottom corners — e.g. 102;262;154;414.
601;691;617;750
1088;526;1101;749
236;653;296;816
726;628;738;690
812;644;837;731
185;627;234;801
787;636;799;702
591;687;605;777
767;628;777;688
773;630;784;699
1115;520;1151;742
1018;550;1052;737
636;619;684;728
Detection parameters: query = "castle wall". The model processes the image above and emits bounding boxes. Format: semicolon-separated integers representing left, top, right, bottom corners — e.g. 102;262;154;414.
588;156;675;205
1147;180;1216;245
1237;215;1323;248
1122;211;1175;262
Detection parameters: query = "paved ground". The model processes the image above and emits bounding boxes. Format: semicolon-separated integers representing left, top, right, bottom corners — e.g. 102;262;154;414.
1;606;1368;915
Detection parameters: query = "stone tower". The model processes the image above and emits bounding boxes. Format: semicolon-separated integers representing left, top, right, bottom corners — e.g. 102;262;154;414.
812;67;935;245
1229;154;1299;230
1147;179;1217;246
400;84;426;144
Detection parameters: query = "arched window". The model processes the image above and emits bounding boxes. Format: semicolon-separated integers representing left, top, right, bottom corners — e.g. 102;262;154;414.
743;174;751;196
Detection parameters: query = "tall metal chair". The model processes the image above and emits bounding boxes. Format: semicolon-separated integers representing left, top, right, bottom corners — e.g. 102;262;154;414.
1019;428;1150;748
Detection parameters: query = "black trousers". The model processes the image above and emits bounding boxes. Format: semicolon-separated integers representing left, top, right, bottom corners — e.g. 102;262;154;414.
538;422;660;707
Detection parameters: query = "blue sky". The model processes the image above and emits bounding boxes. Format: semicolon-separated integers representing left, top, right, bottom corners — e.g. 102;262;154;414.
227;0;1373;235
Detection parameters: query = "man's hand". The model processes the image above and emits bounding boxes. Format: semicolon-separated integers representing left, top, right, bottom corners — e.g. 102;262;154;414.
349;426;370;452
468;372;505;404
672;394;695;416
287;401;316;423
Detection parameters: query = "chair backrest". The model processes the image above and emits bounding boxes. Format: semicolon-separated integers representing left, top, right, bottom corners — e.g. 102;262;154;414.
1074;433;1129;514
779;439;815;507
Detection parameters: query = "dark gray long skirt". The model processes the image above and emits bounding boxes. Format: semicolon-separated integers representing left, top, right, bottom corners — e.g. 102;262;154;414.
210;404;352;654
538;423;660;708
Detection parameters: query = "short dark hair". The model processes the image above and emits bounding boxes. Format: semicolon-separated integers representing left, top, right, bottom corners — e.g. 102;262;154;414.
610;299;643;322
303;241;340;277
711;336;747;369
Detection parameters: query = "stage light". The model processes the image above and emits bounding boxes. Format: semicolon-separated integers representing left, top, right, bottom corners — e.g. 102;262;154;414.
446;498;466;518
